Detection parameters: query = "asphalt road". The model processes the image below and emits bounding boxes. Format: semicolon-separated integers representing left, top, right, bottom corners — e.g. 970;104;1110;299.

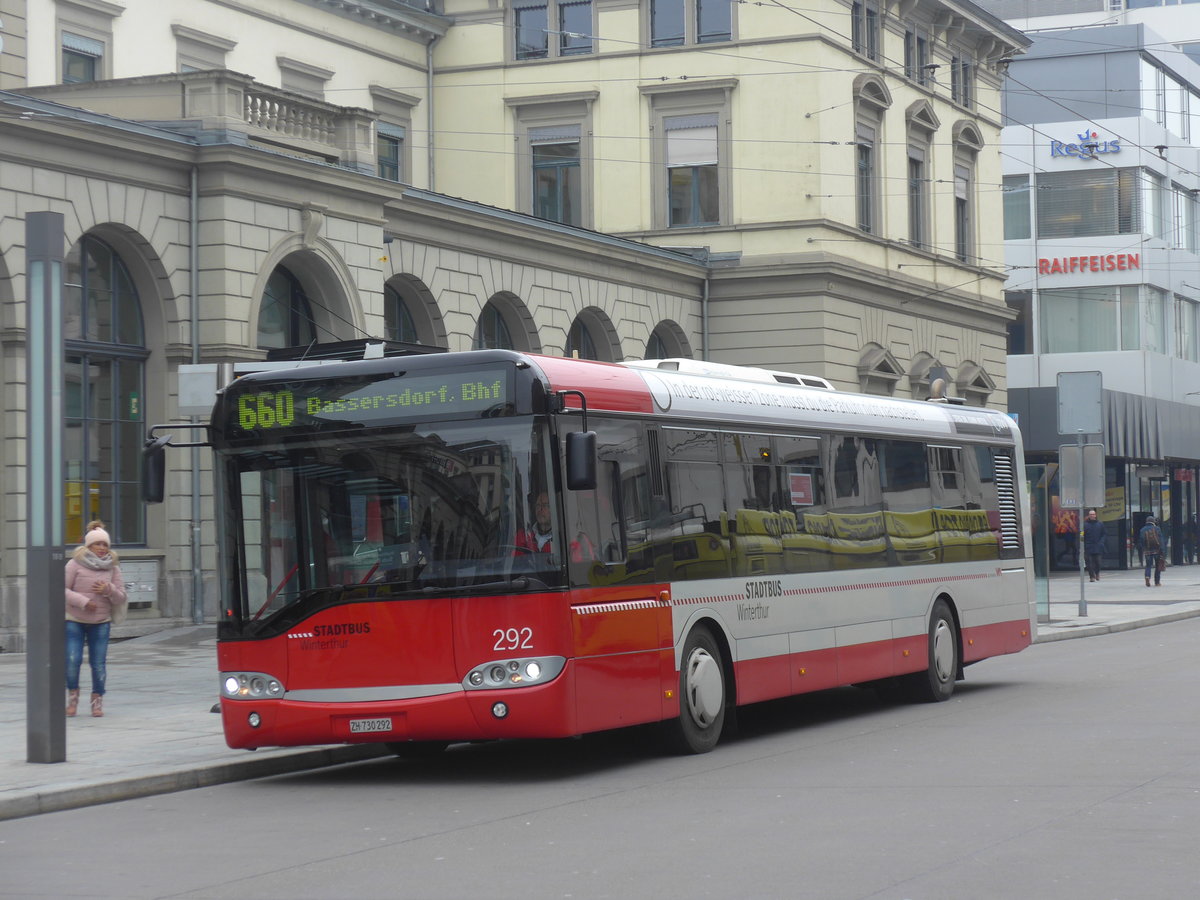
5;620;1200;900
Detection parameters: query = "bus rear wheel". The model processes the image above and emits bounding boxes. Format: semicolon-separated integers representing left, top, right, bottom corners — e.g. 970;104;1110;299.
902;599;959;703
665;625;726;754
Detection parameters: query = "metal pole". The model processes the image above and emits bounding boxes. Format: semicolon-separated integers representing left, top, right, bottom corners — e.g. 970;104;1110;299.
1077;430;1087;617
25;211;67;763
190;166;204;625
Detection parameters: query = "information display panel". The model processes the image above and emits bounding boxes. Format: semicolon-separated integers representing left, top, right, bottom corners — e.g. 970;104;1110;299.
219;365;512;438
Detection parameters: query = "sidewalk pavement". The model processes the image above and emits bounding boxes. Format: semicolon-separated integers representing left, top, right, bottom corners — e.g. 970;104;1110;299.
4;566;1200;822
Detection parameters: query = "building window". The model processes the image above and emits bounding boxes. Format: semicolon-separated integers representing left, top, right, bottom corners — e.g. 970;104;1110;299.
650;0;731;47
907;145;928;248
370;86;417;187
1146;171;1168;239
567;317;599;359
855;126;876;234
516;0;593;58
1035;169;1141;238
57;0;120;85
64;236;146;546
904;29;929;84
1040;286;1162;354
643;81;734;229
62;32;102;83
666;114;719;227
277;56;332;100
646;329;669;359
954;162;973;262
1155;66;1168;126
951;55;973;108
257;266;317;349
851;2;880;61
1040;287;1121;353
1003;175;1031;240
1144;286;1168;354
1188;189;1200;253
474;301;515;350
377;124;404;182
1005;291;1032;356
531;126;581;225
515;0;549;58
1171;182;1190;249
172;24;234;72
509;93;596;227
1177;295;1199;361
384;284;419;343
853;78;890;236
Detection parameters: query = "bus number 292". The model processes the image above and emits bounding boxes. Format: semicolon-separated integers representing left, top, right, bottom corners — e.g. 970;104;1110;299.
494;627;533;651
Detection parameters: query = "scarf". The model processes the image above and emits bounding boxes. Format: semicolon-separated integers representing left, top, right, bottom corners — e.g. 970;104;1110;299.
78;550;114;571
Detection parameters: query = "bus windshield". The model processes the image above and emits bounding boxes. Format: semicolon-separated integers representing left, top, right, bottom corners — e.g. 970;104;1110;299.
226;418;560;628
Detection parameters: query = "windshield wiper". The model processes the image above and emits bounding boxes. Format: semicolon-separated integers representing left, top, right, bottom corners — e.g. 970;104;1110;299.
420;576;549;596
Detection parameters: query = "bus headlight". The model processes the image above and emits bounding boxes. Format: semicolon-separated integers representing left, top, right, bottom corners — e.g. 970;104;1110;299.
220;672;285;700
463;656;565;690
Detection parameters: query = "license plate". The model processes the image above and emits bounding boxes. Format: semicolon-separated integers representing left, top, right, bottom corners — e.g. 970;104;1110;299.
349;717;393;734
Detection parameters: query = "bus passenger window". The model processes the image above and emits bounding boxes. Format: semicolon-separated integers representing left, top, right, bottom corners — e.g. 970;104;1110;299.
879;439;934;566
666;461;730;580
826;436;886;570
775;435;830;574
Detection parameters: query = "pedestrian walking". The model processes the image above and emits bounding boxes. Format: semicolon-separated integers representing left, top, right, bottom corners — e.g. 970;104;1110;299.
64;522;127;717
1138;515;1165;588
1083;508;1105;581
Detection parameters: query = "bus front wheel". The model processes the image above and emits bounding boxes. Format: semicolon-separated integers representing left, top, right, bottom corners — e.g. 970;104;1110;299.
666;625;726;754
903;599;959;703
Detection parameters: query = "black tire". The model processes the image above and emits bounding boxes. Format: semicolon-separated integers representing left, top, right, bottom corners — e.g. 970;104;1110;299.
902;599;959;703
665;625;726;754
386;740;450;760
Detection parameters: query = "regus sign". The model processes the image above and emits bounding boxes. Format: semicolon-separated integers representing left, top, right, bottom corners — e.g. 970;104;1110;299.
1050;130;1120;160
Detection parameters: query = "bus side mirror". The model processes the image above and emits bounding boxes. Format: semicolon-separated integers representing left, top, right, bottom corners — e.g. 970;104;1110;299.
142;435;172;504
566;430;597;491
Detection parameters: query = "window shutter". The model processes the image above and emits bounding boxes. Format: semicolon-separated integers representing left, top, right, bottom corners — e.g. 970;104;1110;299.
665;114;718;166
529;124;581;145
63;32;104;55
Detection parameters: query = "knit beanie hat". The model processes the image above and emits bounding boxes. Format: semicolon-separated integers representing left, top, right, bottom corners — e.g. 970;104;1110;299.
85;527;111;548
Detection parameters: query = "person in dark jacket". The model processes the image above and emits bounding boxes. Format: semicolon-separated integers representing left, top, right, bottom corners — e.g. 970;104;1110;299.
1138;516;1165;588
1082;509;1105;582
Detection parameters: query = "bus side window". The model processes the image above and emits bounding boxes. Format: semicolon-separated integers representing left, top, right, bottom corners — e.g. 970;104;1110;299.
826;435;886;570
878;439;934;567
570;420;655;585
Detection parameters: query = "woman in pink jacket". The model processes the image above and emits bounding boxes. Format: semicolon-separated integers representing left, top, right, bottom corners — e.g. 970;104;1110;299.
64;524;127;717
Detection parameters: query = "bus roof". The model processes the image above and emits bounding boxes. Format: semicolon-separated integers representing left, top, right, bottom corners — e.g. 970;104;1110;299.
217;349;1018;445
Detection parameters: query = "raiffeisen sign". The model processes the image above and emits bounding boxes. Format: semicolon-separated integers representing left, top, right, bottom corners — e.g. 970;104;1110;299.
1037;253;1140;275
1050;130;1121;160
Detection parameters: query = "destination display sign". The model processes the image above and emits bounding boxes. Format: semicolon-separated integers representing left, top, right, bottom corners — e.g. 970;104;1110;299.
223;367;511;436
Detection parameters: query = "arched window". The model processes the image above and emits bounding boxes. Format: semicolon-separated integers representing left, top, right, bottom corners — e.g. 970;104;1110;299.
257;265;317;349
566;317;599;359
64;235;147;545
474;301;514;349
646;329;669;359
646;321;692;359
384;283;419;343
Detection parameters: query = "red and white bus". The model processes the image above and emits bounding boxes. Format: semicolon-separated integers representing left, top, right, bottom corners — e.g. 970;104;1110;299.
162;348;1033;755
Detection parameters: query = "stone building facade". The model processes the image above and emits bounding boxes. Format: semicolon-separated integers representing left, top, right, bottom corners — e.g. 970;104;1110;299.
0;0;1027;648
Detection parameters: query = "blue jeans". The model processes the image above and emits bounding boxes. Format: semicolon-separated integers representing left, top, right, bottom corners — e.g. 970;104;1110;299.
1144;553;1161;585
65;620;110;695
